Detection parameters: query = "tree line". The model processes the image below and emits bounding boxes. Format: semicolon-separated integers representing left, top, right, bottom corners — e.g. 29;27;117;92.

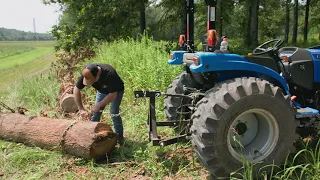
43;0;320;52
0;28;54;41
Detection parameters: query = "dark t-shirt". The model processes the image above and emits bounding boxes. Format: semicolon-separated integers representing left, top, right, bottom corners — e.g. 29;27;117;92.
76;63;124;94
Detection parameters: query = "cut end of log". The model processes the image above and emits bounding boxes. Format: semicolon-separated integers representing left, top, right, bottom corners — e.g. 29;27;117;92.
60;94;78;113
90;122;119;158
90;133;119;158
95;122;113;133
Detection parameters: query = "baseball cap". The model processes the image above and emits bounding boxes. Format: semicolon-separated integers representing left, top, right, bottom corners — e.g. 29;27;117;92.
82;64;99;85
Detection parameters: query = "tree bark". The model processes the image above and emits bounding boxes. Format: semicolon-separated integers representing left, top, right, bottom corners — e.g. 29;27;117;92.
284;0;290;43
250;0;260;47
0;113;118;159
245;0;260;47
304;0;310;43
140;0;146;35
292;0;299;45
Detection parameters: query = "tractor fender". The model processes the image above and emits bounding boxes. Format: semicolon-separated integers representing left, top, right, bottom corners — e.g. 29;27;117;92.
190;53;290;95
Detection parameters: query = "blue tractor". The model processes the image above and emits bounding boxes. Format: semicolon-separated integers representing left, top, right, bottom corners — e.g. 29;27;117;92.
134;0;320;178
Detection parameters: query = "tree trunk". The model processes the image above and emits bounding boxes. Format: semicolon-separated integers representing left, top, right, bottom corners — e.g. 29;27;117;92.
292;0;299;44
284;0;290;43
0;113;118;159
245;2;252;46
245;0;260;47
140;0;146;35
304;0;310;43
250;0;260;47
181;0;187;35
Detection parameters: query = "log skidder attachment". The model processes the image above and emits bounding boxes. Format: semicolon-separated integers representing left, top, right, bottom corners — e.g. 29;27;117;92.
134;90;204;147
190;77;299;178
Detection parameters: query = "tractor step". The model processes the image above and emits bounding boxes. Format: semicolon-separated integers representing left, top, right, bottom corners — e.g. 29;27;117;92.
296;107;319;118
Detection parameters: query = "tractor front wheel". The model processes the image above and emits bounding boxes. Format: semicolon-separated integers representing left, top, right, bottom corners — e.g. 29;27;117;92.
191;77;298;178
164;72;198;121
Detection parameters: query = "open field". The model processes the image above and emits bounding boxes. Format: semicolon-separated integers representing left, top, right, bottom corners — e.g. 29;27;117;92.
0;41;56;89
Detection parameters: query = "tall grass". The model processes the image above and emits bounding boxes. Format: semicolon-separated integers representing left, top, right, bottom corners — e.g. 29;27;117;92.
0;72;60;117
228;139;320;180
92;35;183;99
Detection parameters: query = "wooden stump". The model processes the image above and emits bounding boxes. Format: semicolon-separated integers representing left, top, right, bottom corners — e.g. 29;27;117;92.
59;83;78;113
60;94;78;113
0;113;118;159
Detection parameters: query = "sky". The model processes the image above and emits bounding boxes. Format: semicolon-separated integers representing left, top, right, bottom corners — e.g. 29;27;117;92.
0;0;62;33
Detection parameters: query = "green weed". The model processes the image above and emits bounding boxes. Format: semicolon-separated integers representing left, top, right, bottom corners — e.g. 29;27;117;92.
9;72;60;117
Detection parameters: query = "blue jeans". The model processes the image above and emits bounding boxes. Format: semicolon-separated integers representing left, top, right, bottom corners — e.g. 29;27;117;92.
91;90;124;139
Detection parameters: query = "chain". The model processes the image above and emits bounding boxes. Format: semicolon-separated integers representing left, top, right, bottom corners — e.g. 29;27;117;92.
109;111;126;117
56;121;77;152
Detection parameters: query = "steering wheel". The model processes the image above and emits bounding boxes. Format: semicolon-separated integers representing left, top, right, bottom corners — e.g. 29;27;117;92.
252;39;283;56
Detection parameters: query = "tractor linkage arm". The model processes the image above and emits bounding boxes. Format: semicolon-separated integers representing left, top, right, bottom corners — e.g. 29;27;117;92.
133;90;203;147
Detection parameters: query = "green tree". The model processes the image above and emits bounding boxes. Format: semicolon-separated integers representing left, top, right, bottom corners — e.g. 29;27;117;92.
309;0;320;39
44;0;144;51
259;0;285;41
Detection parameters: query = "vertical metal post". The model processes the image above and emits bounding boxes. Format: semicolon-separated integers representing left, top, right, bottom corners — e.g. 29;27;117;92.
148;92;159;145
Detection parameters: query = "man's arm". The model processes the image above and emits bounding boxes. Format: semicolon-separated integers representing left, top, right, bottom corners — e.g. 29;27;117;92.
98;92;118;108
73;86;85;110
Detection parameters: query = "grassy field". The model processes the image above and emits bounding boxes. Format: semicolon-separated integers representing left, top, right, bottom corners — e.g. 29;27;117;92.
0;41;56;89
1;37;320;179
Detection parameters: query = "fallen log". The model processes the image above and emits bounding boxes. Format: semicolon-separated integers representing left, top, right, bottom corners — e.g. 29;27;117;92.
0;113;118;159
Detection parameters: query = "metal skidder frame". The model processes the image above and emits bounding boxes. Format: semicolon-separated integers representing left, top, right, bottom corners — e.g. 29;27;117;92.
134;87;205;147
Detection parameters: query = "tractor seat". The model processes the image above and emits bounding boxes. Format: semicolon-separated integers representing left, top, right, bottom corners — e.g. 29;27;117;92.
245;56;280;73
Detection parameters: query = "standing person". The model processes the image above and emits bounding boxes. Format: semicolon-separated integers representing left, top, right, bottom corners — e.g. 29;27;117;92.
73;63;125;144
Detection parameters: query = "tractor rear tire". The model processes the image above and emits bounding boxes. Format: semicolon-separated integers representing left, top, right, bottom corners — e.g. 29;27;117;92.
191;77;298;178
164;72;198;121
